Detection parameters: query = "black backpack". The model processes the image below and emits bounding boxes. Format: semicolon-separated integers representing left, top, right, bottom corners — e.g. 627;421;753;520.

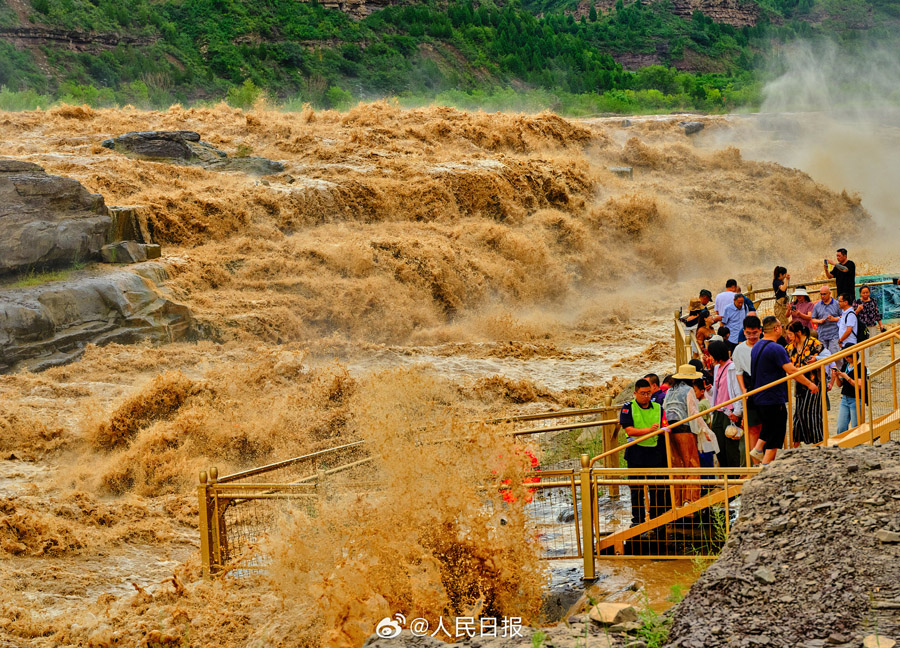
856;313;869;342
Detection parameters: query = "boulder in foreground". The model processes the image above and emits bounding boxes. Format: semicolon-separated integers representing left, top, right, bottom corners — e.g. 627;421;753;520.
0;263;194;373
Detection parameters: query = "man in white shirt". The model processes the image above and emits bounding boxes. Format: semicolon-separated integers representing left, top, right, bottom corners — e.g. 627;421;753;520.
837;293;858;349
714;279;738;316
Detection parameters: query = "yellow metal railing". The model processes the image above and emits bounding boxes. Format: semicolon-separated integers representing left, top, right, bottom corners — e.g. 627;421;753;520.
198;277;900;579
590;325;900;473
198;442;372;576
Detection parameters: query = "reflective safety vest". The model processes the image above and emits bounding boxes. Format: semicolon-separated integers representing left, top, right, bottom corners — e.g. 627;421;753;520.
630;400;662;447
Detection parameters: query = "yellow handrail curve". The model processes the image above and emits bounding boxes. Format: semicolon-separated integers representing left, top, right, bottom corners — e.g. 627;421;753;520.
589;325;900;467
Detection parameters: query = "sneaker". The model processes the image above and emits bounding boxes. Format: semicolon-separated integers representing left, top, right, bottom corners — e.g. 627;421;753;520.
749;448;765;463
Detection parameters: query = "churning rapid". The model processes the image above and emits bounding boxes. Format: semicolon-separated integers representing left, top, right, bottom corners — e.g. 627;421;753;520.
0;100;885;646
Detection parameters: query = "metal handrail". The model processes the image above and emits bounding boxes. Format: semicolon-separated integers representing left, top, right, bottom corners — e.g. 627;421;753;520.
871;356;900;379
482;405;617;424
513;418;618;436
216;440;366;483
589;326;900;467
745;277;895;304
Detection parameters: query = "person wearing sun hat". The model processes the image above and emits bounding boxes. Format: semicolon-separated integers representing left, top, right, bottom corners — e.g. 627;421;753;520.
663;363;717;506
789;286;815;329
683;297;708;329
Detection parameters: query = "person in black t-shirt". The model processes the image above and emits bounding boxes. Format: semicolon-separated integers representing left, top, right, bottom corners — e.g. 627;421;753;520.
772;265;790;327
825;248;856;299
832;348;867;434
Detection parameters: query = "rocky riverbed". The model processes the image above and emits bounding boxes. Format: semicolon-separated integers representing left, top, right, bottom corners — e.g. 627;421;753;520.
669;443;900;648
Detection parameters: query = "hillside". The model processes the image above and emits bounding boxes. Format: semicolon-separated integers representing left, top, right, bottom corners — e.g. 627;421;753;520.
0;0;899;111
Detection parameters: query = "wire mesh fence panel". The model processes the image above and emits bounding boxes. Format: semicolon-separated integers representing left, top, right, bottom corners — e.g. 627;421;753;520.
525;471;581;559
753;298;775;320
592;469;751;559
211;491;318;577
592;478;631;542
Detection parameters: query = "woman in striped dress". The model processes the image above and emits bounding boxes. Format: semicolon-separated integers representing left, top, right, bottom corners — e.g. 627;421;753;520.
785;321;824;445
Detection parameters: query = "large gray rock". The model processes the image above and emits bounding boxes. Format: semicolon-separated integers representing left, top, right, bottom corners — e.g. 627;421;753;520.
0;159;111;274
107;205;154;244
679;121;705;135
0;263;194;373
102;131;284;176
100;130;201;160
101;241;147;264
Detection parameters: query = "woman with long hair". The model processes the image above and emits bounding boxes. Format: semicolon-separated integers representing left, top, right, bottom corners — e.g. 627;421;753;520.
853;284;884;340
773;266;790;328
785;321;824;445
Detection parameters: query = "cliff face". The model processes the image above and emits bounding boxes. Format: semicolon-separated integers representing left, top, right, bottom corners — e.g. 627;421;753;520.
669;0;760;26
591;0;760;26
315;0;400;20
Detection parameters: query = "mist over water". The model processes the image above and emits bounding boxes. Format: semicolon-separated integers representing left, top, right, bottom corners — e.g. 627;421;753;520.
716;41;900;266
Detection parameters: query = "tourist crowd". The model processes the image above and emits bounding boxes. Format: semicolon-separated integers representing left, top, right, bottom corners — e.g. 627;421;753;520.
618;249;899;525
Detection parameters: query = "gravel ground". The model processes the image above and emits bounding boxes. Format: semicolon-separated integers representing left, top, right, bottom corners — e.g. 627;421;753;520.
667;443;900;648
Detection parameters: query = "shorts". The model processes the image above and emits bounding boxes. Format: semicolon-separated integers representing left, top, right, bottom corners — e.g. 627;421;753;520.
745;403;761;428
757;403;787;449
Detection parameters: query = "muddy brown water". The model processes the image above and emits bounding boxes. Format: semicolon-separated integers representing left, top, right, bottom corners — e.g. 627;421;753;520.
1;104;898;646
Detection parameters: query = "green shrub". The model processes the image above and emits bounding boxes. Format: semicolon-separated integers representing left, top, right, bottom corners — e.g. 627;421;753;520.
0;86;52;111
323;85;353;110
226;79;263;109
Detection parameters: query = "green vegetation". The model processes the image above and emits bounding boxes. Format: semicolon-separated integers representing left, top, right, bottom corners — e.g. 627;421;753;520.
530;630;547;648
0;0;897;114
666;583;686;603
636;590;672;648
5;267;76;289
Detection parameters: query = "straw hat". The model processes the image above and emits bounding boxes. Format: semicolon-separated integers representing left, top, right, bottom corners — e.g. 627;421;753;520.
791;288;809;298
672;363;704;380
688;298;703;311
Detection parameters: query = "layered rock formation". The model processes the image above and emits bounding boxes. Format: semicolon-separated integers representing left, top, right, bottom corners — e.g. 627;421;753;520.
0;159;110;274
592;0;760;26
669;0;759;26
102;131;285;176
0;263;194;373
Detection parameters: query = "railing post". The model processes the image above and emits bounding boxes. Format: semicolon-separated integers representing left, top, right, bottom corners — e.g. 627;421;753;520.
860;347;867;426
865;346;875;444
741;394;751;466
674;310;684;368
820;365;829;446
723;473;730;536
664;428;676;509
209;466;222;571
579;454;595;581
602;396;619;497
198;470;213;578
891;336;898;412
786;380;794;449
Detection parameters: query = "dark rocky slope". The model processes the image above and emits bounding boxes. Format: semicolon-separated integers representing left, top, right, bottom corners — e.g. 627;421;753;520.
668;444;900;648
